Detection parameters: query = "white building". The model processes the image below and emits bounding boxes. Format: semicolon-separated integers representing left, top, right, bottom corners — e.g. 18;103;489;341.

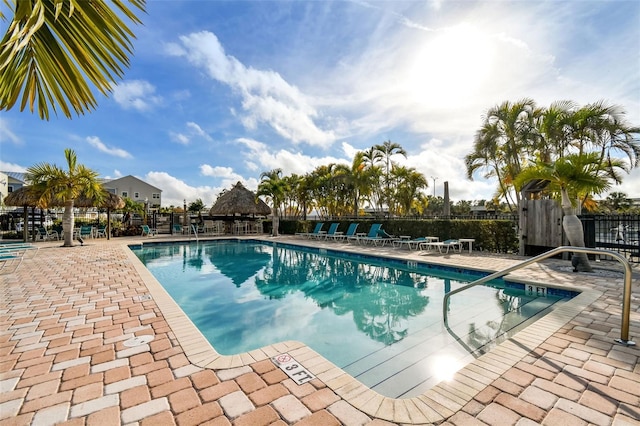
103;175;162;209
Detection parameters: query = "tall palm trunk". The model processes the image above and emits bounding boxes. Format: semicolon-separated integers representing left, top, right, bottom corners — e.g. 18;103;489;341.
271;207;279;237
63;200;76;247
561;189;592;272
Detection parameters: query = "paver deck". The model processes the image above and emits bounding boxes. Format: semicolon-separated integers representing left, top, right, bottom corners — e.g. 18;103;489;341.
1;235;638;425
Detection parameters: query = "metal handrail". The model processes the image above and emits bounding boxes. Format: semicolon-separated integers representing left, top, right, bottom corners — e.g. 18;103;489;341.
191;224;199;242
443;246;635;346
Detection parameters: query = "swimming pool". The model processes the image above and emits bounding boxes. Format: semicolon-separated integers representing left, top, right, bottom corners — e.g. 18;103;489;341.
130;239;575;398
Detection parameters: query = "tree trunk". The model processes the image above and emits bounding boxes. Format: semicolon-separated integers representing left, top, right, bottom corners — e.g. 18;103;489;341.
63;200;76;247
561;190;592;272
271;208;279;237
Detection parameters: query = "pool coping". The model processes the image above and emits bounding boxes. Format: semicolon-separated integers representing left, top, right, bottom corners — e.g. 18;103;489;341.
124;237;604;423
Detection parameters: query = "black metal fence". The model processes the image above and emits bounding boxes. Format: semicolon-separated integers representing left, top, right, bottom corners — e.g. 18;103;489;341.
582;215;640;262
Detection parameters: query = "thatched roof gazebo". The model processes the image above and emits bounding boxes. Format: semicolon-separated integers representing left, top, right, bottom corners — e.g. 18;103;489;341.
209;182;271;216
3;186;44;242
75;192;125;240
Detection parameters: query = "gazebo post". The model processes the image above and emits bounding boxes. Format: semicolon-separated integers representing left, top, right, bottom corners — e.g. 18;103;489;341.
106;208;111;240
22;206;28;242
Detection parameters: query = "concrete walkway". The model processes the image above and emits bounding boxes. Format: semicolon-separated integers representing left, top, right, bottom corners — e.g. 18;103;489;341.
1;236;638;425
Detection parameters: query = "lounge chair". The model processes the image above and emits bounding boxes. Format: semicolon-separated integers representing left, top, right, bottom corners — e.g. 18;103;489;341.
366;229;398;246
317;223;339;239
329;223;359;242
296;222;324;238
426;239;461;253
0;244;38;259
0;243;39;273
393;236;428;250
141;225;157;237
0;253;23;274
173;224;184;234
348;223;382;244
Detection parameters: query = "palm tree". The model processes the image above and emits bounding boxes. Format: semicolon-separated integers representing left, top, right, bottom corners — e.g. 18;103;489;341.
392;166;428;216
374;140;406;216
1;0;145;119
515;153;625;272
257;169;288;236
25;148;104;246
349;152;378;217
602;192;633;213
360;147;384;213
537;100;577;161
466;99;539;212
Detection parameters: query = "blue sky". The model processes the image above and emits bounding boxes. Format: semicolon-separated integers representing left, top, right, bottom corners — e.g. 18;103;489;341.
2;0;639;208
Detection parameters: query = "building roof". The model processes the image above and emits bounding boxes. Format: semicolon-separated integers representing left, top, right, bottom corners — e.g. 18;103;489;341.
103;175;162;192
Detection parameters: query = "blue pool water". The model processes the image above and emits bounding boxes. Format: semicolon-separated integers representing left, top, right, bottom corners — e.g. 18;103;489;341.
131;240;573;397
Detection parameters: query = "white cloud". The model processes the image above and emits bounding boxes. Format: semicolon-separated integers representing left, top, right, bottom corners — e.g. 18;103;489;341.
199;165;241;180
112;80;163;112
0;118;21;145
236;138;347;176
86;136;133;158
168;31;335;146
0;161;26;172
186;122;213;142
169;122;213;145
144;171;221;208
144;171;262;208
169;132;190;145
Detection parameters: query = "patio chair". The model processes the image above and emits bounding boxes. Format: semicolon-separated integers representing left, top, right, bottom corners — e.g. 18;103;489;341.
79;226;94;239
348;223;382;244
141;225;157;237
95;225;107;238
36;227;58;241
296;222;324;238
330;223;359;242
173;224;184;234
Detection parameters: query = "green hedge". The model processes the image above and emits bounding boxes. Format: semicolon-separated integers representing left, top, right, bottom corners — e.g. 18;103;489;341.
278;219;518;253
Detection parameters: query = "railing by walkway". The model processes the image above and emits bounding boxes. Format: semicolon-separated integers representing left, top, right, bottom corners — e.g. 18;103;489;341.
582;215;640;262
443;246;635;346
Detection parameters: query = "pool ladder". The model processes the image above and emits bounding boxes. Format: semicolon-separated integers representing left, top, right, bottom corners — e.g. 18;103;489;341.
443;246;635;346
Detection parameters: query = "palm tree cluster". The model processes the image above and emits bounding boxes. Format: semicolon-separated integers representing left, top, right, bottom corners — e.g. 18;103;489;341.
466;99;639;212
466;98;639;271
257;141;430;224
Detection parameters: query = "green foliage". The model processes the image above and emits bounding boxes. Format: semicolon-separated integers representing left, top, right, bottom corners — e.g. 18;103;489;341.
188;199;205;213
1;0;145;119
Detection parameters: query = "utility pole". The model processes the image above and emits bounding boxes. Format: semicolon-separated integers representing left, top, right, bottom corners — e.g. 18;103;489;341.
430;176;438;197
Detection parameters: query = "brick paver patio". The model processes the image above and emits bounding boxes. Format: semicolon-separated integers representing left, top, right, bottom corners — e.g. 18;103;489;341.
1;235;638;425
